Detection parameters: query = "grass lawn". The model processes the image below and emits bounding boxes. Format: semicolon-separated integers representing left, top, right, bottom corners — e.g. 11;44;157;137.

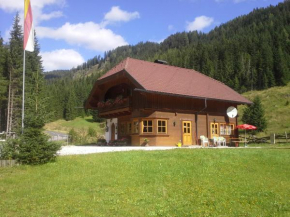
0;149;289;216
240;82;290;136
44;116;104;134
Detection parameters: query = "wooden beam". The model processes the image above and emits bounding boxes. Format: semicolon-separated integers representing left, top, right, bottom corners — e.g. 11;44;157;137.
100;107;130;116
206;113;209;138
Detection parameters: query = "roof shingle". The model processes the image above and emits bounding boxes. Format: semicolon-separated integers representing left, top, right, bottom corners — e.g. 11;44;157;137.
98;57;251;104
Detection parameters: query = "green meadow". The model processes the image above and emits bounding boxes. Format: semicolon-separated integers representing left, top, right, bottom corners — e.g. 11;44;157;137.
240;82;290;136
0;149;289;216
44;116;104;134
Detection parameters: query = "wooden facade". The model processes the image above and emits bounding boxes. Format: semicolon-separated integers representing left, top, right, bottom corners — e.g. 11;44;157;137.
87;72;239;146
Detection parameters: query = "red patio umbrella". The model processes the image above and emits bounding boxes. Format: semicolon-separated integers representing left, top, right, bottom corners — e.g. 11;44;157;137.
236;124;257;146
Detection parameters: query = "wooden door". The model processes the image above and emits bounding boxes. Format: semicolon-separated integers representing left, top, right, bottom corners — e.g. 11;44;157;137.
111;123;115;141
182;121;192;145
210;123;219;138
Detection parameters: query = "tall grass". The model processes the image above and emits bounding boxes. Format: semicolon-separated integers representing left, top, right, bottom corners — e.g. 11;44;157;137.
44;116;104;134
0;149;289;216
240;82;290;136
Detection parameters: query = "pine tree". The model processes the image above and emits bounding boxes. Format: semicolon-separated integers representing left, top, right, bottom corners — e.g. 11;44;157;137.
274;46;289;85
242;96;267;132
64;89;77;121
0;36;7;100
24;32;49;126
0;35;8;131
7;13;23;134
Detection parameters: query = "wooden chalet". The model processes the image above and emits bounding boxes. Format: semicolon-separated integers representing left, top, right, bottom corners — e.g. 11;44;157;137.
85;58;252;146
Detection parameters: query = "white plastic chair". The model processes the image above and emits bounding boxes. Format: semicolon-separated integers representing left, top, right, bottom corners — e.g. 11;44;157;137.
213;137;219;146
200;135;209;147
218;137;226;146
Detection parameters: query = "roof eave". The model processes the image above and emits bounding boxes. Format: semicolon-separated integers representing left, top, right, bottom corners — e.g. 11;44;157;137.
134;88;252;105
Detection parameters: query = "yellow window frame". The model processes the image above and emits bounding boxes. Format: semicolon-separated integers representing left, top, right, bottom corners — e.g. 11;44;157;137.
142;119;153;133
133;120;139;134
157;119;167;134
220;123;235;135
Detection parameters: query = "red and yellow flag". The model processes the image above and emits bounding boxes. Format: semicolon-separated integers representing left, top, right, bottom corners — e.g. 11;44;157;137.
24;0;34;52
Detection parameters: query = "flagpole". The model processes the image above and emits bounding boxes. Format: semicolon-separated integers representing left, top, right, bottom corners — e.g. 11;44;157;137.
22;0;34;134
22;0;26;134
22;47;26;134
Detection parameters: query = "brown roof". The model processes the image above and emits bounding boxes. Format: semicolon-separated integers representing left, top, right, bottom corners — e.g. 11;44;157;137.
97;57;251;104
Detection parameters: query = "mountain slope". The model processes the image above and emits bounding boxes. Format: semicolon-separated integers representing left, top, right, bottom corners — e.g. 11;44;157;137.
44;1;290;123
239;82;290;135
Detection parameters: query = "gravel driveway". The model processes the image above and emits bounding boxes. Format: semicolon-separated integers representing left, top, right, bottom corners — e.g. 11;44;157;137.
58;146;179;156
57;145;249;156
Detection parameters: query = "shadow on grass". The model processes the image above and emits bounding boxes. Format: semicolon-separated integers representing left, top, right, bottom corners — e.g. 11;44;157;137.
84;119;95;123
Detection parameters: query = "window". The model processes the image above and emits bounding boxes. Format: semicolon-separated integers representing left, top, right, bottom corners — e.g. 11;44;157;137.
158;120;167;133
220;124;226;135
127;122;132;134
220;123;234;135
143;120;153;133
133;121;139;133
211;123;219;136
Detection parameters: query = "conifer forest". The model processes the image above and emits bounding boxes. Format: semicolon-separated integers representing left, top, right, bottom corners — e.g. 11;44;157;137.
0;1;290;134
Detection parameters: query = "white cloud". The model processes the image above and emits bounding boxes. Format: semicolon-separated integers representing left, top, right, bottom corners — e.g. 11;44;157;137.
36;22;128;52
0;1;22;12
0;0;65;24
0;0;65;11
38;11;64;21
40;49;84;71
103;6;140;26
186;16;214;31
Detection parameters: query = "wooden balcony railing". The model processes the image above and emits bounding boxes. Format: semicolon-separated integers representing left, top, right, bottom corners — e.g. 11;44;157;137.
97;97;131;113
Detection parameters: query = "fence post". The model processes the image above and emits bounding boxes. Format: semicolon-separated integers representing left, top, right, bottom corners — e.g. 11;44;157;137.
286;132;288;143
270;133;275;144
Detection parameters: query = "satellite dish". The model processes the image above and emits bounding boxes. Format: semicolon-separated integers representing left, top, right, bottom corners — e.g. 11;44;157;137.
227;106;238;118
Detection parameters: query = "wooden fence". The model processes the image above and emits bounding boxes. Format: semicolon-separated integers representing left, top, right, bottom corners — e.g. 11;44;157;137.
0;160;18;167
246;132;289;144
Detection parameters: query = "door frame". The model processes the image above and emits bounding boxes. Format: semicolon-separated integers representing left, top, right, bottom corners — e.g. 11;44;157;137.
210;122;219;139
182;120;193;145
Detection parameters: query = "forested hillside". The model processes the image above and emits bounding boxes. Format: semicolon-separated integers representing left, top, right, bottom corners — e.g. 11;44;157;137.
44;1;290;122
1;1;290;132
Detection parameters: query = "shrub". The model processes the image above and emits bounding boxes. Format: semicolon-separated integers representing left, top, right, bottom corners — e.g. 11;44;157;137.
87;127;97;137
242;96;267;133
96;138;107;146
17;128;61;165
0;139;19;160
69;128;79;143
9;115;62;165
0;132;61;164
92;110;105;123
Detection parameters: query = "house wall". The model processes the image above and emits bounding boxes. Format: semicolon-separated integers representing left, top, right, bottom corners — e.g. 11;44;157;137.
101;88;239;146
208;114;237;141
117;109;238;146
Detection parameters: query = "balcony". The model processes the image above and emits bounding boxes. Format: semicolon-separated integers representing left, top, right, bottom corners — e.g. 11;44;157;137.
98;97;132;118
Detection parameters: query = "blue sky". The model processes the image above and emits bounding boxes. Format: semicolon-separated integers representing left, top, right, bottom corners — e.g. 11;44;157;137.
0;0;284;72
